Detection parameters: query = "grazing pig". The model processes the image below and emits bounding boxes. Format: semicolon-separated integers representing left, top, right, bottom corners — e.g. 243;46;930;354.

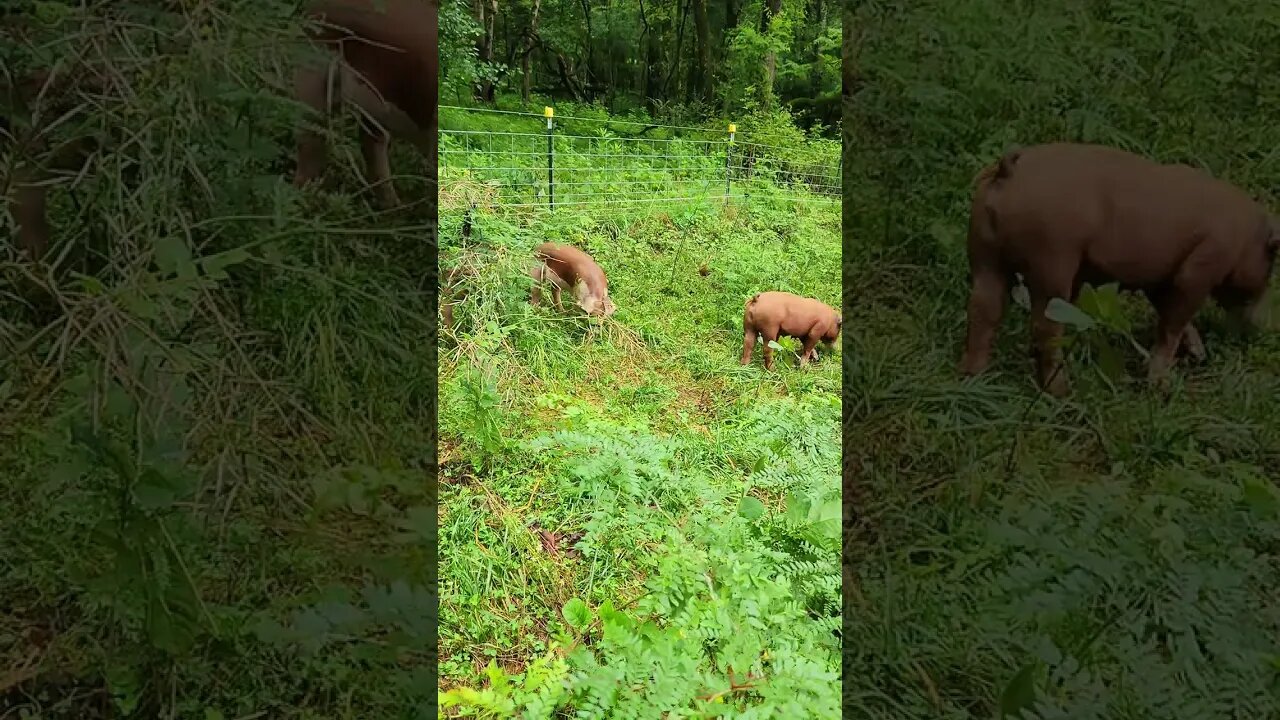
960;143;1279;395
293;0;438;209
740;291;841;370
529;243;616;317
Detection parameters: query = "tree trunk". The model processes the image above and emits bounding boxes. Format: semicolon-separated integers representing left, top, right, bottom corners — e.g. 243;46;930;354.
665;0;689;98
760;0;782;106
578;0;597;96
475;0;499;102
690;0;710;104
554;51;585;100
639;0;662;107
521;0;542;102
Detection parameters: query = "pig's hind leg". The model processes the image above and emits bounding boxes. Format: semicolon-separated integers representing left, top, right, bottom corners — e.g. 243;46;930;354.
761;328;782;370
740;324;758;365
959;263;1010;377
293;61;339;191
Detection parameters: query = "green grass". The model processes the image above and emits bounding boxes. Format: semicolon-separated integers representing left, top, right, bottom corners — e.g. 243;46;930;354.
437;140;842;715
843;0;1280;717
2;5;444;717
844;248;1280;719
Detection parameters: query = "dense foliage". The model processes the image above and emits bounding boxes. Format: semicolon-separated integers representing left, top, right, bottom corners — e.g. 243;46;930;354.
440;0;841;133
3;2;438;717
844;0;1280;717
437;108;842;715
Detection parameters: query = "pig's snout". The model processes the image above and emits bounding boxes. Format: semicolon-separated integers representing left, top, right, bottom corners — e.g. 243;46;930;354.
581;294;616;317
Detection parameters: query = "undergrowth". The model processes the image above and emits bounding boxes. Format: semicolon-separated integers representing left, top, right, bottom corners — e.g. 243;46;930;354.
436;120;842;715
843;1;1280;718
3;3;438;718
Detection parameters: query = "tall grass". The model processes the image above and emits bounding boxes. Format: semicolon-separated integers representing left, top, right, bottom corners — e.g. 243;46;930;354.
3;4;438;717
437;103;842;717
844;1;1280;717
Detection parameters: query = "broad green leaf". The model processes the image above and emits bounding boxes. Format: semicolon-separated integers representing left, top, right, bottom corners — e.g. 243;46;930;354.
201;248;252;279
76;273;106;296
147;596;197;655
47;455;89;489
154;234;194;276
1242;477;1279;518
739;495;767;521
800;496;842;549
1045;297;1096;330
751;454;770;474
562;597;591;631
1078;283;1129;331
785;492;815;525
104;382;137;421
251;616;291;644
134;467;191;510
1095;338;1127;382
999;662;1039;718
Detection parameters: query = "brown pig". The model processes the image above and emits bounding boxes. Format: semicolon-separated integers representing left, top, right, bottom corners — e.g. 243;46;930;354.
740;291;841;370
529;242;616;317
960;143;1279;395
293;0;438;209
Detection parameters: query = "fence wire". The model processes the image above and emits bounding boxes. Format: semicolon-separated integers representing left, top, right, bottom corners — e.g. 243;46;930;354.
438;106;838;215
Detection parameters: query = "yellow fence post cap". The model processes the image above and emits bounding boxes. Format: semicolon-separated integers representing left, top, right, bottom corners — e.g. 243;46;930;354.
728;123;736;133
544;106;554;118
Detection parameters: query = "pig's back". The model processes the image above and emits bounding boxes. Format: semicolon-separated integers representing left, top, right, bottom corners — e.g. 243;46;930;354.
989;144;1261;278
535;243;606;287
1000;143;1254;228
752;292;833;329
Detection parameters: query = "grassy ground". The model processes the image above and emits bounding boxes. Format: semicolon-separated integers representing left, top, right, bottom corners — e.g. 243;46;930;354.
3;5;444;717
844;245;1280;719
843;1;1280;717
437;193;842;716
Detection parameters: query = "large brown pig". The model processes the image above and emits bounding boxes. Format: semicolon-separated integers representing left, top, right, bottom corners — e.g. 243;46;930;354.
294;0;439;209
529;243;616;317
740;291;841;370
960;143;1279;395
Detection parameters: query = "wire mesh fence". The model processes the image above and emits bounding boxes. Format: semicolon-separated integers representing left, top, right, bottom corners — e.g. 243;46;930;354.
438;106;839;216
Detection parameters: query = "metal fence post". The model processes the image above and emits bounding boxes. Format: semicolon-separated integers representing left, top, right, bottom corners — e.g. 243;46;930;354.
544;106;555;211
725;122;735;204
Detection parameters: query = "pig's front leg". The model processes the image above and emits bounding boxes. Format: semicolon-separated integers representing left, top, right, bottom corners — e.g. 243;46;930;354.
798;334;821;367
529;263;547;306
